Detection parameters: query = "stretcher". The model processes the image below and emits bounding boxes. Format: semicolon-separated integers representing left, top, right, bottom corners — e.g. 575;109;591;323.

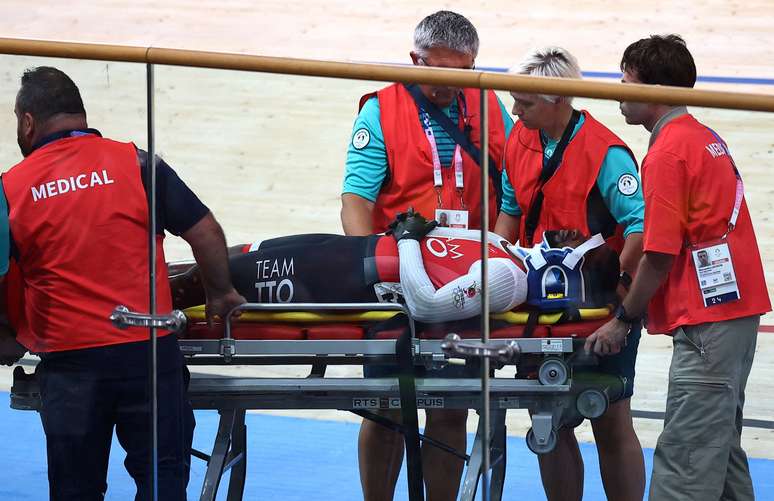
10;301;625;501
177;300;623;501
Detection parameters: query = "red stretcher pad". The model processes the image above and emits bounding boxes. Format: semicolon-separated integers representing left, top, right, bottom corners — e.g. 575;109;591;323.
183;316;610;341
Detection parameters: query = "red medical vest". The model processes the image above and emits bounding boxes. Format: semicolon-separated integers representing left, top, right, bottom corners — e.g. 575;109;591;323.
641;115;770;333
360;84;507;232
373;233;514;289
2;134;173;352
504;111;634;250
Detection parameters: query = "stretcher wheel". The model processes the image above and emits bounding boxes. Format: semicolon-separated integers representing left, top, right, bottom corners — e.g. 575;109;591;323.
526;427;557;455
537;357;569;386
576;388;609;419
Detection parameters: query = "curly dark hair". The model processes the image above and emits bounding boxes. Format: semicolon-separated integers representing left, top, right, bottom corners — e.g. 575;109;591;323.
620;34;696;88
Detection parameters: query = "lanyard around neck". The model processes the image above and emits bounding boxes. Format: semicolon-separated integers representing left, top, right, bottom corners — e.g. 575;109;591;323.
706;127;743;237
421;109;464;190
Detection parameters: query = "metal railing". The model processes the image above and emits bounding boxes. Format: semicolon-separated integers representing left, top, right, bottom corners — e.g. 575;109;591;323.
3;36;773;501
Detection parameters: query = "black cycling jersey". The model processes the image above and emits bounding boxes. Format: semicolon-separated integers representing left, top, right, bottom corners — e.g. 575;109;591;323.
228;234;382;304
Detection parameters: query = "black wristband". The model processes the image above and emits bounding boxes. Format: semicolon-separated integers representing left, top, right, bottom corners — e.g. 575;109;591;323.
615;303;640;325
619;271;633;291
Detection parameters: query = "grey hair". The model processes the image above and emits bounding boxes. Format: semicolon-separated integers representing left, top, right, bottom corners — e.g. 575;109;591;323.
512;46;582;104
413;11;479;58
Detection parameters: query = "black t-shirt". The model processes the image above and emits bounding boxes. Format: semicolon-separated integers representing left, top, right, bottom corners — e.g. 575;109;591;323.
135;147;210;236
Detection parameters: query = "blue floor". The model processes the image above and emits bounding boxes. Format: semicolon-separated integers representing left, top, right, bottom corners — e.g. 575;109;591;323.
1;394;772;500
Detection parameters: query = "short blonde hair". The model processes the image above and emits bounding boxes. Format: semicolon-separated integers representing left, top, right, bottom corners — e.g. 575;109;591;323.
512;46;582;104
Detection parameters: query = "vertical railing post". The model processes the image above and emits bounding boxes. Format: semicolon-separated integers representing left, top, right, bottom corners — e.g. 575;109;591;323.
145;61;159;501
478;87;491;501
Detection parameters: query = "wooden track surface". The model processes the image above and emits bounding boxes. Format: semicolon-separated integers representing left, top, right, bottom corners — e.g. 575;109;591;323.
0;0;772;461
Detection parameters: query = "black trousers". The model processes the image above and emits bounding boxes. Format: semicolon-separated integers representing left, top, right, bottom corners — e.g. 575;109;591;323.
36;334;194;501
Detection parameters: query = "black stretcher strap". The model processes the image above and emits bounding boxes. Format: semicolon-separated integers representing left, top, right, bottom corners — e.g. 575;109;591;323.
523;110;581;245
395;324;425;501
404;84;503;212
352;410;469;462
522;310;540;338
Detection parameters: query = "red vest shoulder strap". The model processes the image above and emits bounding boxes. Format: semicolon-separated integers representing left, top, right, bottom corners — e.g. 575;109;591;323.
359;91;377;111
511;120;542;153
360;82;405;111
578;111;637;165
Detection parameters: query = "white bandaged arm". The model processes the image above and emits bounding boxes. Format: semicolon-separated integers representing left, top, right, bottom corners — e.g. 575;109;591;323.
397;239;527;323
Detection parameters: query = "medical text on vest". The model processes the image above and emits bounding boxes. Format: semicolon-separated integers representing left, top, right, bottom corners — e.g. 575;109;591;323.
705;142;727;159
31;170;115;202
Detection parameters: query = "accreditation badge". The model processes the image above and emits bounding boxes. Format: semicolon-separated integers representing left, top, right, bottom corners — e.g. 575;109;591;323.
435;209;469;229
691;239;740;307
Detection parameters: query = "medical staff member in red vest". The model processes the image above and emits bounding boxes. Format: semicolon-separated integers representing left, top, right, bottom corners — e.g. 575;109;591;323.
1;66;245;501
494;47;646;501
587;35;771;501
340;10;512;500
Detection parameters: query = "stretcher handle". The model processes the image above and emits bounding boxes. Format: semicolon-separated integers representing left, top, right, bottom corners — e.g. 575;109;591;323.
222;302;412;340
440;333;520;364
110;305;187;333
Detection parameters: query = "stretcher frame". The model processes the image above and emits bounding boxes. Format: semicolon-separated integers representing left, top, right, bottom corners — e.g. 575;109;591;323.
9;302;618;501
175;302;615;501
178;301;577;369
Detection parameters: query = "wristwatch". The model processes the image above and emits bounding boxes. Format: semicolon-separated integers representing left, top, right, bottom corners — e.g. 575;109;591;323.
614;303;640;325
618;271;633;291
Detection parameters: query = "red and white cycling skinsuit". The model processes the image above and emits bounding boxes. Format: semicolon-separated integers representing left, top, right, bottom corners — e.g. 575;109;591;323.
373;227;527;322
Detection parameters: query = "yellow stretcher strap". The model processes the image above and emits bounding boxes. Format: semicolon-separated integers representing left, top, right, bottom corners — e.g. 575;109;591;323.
183;305;611;325
492;307;611;324
183;307;400;323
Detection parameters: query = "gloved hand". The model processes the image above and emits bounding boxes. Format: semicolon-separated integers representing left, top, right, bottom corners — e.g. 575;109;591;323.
387;207;438;242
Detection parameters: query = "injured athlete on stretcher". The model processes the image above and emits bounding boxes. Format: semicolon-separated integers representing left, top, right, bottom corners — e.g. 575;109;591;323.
171;209;620;324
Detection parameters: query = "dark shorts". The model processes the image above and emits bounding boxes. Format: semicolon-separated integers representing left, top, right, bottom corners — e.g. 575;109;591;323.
594;322;641;399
